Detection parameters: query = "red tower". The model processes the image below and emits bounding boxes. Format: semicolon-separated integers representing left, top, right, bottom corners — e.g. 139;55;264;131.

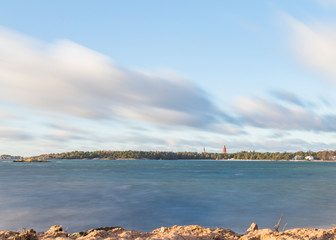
223;145;227;153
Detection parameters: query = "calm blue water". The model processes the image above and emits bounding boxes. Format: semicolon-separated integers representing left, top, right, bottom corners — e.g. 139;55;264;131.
0;160;335;233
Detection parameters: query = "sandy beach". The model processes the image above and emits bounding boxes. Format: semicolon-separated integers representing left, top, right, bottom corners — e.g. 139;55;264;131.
2;224;336;240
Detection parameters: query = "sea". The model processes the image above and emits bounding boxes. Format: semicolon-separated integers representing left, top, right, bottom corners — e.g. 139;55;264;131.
0;159;335;233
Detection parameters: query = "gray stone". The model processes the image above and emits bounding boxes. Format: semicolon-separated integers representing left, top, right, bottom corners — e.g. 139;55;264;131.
245;222;258;234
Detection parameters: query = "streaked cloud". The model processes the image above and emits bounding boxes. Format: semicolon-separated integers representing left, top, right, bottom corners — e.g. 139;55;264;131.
0;27;224;129
224;137;336;152
208;124;246;135
0;109;14;119
45;130;88;142
0;128;32;141
286;15;336;84
233;96;336;132
315;0;336;7
271;90;304;107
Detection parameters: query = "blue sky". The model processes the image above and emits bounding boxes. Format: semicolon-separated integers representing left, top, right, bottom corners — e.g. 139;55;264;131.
1;0;336;156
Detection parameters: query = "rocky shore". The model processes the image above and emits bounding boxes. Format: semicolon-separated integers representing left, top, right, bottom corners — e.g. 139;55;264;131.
1;224;336;240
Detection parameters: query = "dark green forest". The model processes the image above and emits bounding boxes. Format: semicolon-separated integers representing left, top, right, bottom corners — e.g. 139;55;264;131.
33;150;336;161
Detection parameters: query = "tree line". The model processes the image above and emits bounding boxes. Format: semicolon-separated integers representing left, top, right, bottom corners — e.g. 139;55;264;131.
34;150;336;161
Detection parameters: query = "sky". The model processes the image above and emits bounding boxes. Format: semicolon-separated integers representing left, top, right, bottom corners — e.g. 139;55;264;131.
1;0;336;156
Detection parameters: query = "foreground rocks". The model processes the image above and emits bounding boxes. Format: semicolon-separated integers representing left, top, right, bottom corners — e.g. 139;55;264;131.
0;224;336;240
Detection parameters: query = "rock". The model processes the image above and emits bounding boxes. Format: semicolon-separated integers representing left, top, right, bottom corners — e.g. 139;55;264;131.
240;228;274;240
69;226;124;238
245;222;258;234
17;229;38;240
46;225;63;234
0;231;19;240
151;225;241;240
241;227;336;240
88;226;123;232
43;225;68;238
1;225;336;239
68;232;86;238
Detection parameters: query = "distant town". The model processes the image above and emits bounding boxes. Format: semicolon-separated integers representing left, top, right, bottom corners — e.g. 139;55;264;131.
1;147;336;161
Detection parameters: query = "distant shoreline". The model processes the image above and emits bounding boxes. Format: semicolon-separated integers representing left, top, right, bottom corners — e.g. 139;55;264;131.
3;150;336;162
9;158;336;163
216;159;336;162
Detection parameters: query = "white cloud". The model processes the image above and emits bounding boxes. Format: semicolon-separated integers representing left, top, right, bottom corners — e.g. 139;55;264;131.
0;109;14;118
222;137;336;152
45;129;88;142
315;0;336;7
208;124;246;135
0;127;32;141
233;96;336;131
0;27;223;128
271;90;304;106
286;15;336;84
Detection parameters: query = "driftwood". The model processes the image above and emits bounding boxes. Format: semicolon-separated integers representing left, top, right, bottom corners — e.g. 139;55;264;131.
282;222;288;232
274;213;283;232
